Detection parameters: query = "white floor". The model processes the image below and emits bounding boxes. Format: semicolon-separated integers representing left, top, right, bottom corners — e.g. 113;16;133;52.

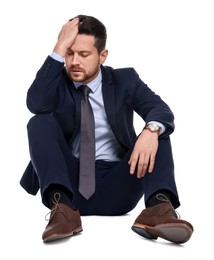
1;0;213;259
2;184;211;260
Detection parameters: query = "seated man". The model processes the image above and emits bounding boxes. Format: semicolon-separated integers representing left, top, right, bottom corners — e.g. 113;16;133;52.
20;14;193;244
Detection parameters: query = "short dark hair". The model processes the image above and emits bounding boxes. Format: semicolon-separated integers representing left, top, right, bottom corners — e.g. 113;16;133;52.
70;15;107;53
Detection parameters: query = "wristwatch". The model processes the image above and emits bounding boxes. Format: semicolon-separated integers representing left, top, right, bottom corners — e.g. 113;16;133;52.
143;123;161;135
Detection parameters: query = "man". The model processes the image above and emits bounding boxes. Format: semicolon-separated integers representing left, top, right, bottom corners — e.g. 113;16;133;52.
20;14;193;244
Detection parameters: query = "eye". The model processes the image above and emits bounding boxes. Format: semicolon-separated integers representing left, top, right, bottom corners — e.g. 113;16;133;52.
80;52;90;57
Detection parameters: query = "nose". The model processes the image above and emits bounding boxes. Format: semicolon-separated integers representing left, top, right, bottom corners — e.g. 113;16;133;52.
71;53;80;65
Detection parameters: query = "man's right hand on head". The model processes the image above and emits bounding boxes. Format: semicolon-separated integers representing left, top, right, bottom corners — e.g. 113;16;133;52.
53;18;79;58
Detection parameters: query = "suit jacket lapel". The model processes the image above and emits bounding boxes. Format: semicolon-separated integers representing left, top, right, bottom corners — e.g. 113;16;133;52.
64;74;82;141
101;67;117;134
64;66;117;141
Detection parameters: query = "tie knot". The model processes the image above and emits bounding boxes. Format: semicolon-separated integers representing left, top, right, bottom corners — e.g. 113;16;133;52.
80;85;91;98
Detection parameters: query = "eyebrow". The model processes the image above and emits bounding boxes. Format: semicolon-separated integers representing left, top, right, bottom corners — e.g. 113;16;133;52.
67;49;91;54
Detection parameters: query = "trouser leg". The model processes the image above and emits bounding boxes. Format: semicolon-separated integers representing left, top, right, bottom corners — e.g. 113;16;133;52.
73;136;180;215
27;115;180;214
27;114;78;207
142;137;180;208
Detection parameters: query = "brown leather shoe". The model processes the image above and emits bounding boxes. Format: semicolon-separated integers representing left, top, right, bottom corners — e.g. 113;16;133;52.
42;194;82;242
132;195;193;244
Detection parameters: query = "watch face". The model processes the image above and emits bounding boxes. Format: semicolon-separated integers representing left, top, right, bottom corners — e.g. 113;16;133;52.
148;123;160;131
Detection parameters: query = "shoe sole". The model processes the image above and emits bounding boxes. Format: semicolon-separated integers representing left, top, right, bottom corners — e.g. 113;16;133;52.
132;223;193;244
43;226;83;243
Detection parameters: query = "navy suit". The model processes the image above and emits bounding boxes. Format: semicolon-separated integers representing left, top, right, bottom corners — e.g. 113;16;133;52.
20;56;180;215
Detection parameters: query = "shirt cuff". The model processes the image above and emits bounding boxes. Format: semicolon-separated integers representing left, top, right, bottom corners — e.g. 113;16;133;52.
147;121;166;135
50;51;64;63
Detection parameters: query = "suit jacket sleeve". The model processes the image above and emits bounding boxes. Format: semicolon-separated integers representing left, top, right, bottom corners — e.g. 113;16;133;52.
111;67;175;138
26;56;65;114
131;68;175;137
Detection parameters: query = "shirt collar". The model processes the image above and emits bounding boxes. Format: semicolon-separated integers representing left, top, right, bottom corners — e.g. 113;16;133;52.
73;69;102;93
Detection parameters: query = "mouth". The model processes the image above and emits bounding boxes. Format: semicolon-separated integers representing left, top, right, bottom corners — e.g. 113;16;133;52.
69;68;84;80
70;66;83;73
71;69;82;73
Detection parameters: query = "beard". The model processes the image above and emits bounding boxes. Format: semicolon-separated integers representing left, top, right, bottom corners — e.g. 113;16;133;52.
66;65;99;83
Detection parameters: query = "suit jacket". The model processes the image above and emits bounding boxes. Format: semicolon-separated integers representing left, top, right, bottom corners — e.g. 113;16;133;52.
20;56;175;195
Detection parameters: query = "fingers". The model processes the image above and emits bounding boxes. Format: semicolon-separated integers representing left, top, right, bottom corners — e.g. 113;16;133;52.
128;130;158;178
137;154;150;178
128;155;137;175
54;18;80;56
129;151;156;178
68;17;80;27
148;154;155;173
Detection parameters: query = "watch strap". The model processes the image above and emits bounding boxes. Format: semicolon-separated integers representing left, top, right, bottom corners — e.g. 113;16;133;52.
143;124;161;135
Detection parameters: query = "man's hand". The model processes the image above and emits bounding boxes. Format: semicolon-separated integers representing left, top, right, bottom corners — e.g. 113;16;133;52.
53;18;79;58
128;130;159;178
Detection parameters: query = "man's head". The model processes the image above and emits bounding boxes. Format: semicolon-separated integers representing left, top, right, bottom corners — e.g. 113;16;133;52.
65;15;108;84
70;15;107;54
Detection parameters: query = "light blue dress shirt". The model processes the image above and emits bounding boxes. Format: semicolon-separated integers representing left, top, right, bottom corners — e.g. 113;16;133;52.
50;52;165;161
72;70;125;161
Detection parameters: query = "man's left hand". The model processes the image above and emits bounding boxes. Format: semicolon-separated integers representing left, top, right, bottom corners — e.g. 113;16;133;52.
128;130;159;178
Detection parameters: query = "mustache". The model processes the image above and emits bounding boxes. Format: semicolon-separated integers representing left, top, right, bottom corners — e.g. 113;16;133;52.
69;66;84;72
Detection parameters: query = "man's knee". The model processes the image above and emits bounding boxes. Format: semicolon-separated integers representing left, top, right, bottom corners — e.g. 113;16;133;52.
27;114;57;135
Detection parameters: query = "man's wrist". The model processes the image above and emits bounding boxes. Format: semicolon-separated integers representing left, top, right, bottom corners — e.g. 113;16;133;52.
50;51;64;63
143;123;161;135
144;121;165;135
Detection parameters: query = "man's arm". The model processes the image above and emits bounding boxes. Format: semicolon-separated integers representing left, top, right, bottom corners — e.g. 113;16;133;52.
27;18;80;114
128;69;174;177
26;56;65;114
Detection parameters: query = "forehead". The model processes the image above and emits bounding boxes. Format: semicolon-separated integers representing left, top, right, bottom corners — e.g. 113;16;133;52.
69;34;96;51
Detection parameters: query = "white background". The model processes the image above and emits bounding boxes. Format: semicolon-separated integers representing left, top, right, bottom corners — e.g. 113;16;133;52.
0;0;213;259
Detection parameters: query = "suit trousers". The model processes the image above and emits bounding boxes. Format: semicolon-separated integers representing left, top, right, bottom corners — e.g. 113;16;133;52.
27;114;180;215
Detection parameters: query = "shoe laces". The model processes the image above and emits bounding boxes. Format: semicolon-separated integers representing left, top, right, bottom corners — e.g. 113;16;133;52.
156;193;180;219
45;192;63;221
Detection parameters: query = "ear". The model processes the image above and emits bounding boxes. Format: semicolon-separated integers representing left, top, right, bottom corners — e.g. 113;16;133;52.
99;49;108;64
